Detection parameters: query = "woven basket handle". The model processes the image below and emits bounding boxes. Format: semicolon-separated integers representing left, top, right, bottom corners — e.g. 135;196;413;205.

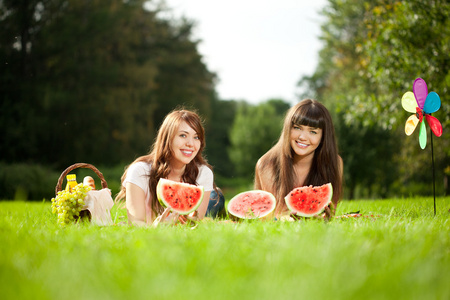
55;163;108;195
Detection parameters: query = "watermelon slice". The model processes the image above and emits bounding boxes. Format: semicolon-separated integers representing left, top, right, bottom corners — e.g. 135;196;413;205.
285;183;333;217
227;190;276;219
156;178;204;215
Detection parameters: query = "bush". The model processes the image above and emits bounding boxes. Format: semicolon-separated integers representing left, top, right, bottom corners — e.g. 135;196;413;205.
0;163;125;201
214;174;253;201
0;163;60;201
74;164;124;197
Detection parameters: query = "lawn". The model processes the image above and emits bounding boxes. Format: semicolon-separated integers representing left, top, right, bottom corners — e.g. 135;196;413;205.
1;197;449;300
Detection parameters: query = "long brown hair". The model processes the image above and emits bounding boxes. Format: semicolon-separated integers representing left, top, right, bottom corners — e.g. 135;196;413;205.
256;99;342;211
115;109;211;215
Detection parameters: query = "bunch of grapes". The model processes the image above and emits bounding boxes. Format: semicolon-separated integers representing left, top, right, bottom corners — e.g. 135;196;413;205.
51;183;91;226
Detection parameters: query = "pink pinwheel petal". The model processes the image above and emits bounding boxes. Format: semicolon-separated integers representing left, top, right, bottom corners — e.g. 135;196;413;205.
413;78;428;109
419;121;427;149
405;114;419;136
423;92;441;114
425;114;443;137
401;91;418;113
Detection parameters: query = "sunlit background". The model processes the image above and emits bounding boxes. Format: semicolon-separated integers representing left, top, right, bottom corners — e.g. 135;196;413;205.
0;0;449;201
156;0;327;104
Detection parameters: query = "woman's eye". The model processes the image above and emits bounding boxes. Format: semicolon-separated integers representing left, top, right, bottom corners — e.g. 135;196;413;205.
194;136;200;140
311;131;317;135
180;134;186;138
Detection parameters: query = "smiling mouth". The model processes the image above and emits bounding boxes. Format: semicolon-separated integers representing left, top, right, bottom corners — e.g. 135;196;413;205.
181;150;194;156
296;141;308;148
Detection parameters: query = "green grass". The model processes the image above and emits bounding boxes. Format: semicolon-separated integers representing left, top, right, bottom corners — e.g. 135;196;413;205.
1;198;449;300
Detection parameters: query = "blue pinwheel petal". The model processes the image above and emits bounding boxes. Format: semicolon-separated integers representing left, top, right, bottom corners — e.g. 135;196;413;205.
423;92;441;114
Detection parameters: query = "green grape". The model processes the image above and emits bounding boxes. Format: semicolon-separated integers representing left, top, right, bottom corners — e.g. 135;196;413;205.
51;183;92;226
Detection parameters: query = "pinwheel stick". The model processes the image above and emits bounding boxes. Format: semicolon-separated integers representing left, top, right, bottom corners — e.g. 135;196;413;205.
430;130;436;216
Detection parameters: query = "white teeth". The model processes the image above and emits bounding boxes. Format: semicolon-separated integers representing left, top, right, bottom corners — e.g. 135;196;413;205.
182;150;193;155
296;141;307;147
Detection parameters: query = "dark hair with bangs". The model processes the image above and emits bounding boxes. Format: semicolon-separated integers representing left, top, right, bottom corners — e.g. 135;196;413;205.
256;99;342;212
291;102;326;129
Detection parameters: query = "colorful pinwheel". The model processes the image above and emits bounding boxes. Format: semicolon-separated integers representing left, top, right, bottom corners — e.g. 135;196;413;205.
401;78;443;149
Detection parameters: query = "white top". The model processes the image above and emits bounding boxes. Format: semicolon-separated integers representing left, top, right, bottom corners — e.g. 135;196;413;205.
123;161;214;204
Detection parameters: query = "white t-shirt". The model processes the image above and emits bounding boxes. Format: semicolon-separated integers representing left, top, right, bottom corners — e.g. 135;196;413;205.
123;161;214;205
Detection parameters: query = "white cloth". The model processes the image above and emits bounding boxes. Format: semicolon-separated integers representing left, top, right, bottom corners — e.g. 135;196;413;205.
123;161;214;205
82;189;114;226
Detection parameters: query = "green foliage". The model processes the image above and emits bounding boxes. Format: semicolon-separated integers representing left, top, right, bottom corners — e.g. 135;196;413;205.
204;99;239;177
337;116;402;199
300;0;450;198
0;198;449;299
362;0;450;125
0;163;60;200
0;163;125;201
228;99;290;177
214;174;254;201
0;0;216;168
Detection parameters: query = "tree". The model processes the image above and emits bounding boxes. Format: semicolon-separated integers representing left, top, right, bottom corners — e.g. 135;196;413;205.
298;0;449;197
0;0;217;168
204;99;238;177
228;99;290;177
336;115;401;199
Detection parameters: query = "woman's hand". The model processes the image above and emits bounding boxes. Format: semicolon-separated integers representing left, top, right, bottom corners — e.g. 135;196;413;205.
178;210;198;224
289;202;335;221
152;209;198;227
322;203;336;221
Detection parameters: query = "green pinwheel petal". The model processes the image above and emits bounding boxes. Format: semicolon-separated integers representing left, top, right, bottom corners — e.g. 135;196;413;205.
419;121;427;149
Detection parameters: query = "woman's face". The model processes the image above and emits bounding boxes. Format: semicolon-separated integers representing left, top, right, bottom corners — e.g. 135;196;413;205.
290;124;323;159
170;121;201;168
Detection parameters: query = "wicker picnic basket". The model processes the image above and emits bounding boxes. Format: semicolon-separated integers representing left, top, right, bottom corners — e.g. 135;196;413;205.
55;163;108;220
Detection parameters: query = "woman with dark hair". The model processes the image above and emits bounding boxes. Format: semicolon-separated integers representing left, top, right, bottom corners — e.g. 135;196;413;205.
116;109;214;226
254;99;343;219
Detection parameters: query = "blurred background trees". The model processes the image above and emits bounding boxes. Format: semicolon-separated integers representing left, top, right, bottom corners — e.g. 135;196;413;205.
228;99;289;177
1;0;216;168
1;0;449;200
299;0;449;198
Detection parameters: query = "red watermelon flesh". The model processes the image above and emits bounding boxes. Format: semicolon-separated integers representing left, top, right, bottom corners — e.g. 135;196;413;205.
285;183;333;217
227;190;276;219
156;178;204;215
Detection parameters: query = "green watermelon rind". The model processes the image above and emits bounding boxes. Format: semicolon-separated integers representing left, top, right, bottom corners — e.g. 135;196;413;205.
227;190;276;219
156;178;204;215
284;183;333;217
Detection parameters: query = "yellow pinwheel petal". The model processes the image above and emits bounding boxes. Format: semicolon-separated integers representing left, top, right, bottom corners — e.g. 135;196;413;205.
402;91;418;113
405;114;419;136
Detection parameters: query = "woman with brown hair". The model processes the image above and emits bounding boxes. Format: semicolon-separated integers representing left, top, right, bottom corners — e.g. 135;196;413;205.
254;99;343;219
116;109;214;226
